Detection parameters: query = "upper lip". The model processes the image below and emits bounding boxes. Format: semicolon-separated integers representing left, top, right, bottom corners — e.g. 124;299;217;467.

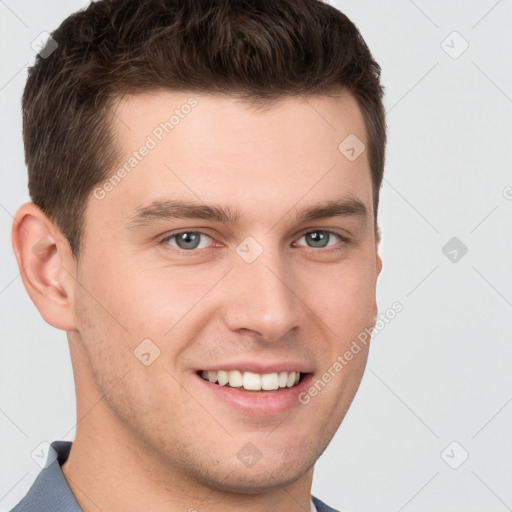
197;361;313;374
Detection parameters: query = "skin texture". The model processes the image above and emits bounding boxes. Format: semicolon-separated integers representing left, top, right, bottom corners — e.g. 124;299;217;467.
12;91;382;512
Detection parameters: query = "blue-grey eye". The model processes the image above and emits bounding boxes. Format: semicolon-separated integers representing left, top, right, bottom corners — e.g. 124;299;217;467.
166;232;213;250
297;231;340;248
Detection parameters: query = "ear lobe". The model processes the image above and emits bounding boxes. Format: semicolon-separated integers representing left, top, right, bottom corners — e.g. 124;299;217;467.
372;252;382;326
371;299;378;327
11;203;77;331
376;252;382;276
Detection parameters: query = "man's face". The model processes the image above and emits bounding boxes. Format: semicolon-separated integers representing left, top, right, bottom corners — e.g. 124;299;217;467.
70;91;381;492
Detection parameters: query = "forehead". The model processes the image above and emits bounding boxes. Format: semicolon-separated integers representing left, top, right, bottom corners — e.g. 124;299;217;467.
87;90;372;232
111;90;367;157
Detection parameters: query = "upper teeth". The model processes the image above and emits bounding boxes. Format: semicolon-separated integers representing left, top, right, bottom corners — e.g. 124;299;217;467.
201;370;301;391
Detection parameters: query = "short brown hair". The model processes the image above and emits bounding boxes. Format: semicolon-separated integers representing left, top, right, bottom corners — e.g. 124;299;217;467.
23;0;386;259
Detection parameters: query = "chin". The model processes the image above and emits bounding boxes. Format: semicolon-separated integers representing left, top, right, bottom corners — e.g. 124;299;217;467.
189;439;321;495
200;463;310;495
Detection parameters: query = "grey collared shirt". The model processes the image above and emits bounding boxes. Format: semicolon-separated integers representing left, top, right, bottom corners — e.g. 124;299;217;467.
10;441;81;512
10;441;340;512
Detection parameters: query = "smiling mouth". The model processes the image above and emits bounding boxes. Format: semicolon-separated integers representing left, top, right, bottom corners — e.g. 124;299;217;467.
199;370;304;392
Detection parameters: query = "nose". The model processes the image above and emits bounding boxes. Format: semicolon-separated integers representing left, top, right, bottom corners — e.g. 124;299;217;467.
221;251;302;343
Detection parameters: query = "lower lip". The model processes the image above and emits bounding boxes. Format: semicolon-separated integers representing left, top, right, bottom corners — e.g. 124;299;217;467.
196;373;313;416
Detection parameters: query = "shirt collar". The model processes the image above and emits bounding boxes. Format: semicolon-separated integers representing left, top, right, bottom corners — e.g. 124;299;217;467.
11;441;82;512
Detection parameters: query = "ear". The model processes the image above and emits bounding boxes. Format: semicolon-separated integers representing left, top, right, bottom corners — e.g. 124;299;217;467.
376;251;382;276
372;231;383;323
11;202;78;331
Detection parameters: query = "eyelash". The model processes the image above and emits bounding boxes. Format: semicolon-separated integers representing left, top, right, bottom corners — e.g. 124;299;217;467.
158;229;350;254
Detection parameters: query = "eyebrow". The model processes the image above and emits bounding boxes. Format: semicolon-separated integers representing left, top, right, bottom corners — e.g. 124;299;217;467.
126;197;368;229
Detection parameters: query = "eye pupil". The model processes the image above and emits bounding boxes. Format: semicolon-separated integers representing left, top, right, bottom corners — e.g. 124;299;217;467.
306;231;329;248
176;232;200;250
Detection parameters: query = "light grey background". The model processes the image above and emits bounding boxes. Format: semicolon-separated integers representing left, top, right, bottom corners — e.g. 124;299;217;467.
1;1;511;511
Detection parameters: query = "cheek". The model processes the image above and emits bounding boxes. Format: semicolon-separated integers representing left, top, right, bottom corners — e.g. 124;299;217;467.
76;251;180;336
75;254;227;372
73;274;183;413
115;265;226;338
312;258;377;336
